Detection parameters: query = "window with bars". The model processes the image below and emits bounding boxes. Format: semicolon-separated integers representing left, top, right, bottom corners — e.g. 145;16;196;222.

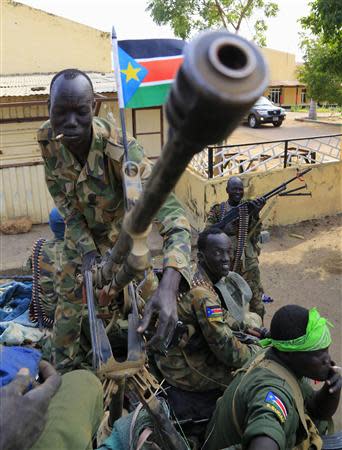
301;89;307;104
269;88;281;104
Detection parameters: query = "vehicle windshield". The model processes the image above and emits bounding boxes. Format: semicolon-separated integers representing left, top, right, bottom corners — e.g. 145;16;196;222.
255;96;274;107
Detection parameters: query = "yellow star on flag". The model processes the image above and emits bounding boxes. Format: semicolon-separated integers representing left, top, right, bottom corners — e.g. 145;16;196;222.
121;62;141;82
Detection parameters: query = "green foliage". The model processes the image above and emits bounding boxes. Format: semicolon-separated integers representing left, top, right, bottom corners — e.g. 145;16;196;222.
290;105;342;114
299;0;342;105
146;0;279;46
300;0;342;41
298;37;342;105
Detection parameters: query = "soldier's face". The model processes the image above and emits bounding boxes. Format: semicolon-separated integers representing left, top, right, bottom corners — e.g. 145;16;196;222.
289;347;332;381
199;233;231;282
227;179;244;205
49;75;95;148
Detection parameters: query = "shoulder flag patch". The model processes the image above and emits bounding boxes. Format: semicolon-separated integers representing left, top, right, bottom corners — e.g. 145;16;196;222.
265;391;288;423
206;306;223;322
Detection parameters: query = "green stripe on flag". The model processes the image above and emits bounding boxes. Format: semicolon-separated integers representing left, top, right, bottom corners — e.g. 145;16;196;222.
126;83;171;108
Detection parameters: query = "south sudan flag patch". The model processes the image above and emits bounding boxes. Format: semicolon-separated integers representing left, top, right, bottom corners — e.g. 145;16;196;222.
265;391;288;423
206;306;223;322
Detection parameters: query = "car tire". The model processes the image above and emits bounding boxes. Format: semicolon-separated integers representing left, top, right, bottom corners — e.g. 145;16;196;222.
248;114;259;128
272;120;283;127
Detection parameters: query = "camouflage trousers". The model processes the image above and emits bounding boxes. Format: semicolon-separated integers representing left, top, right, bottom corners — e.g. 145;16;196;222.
47;233;152;373
39;239;63;320
47;234;122;373
229;236;265;319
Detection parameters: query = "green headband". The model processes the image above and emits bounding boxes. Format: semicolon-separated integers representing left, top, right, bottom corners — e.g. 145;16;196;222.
259;308;332;352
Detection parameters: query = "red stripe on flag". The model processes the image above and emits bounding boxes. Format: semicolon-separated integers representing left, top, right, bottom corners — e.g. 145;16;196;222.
275;398;287;417
140;57;183;83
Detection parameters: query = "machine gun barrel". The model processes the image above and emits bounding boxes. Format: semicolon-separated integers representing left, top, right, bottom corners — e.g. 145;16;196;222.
125;30;268;235
101;30;268;285
263;167;312;200
214;168;312;230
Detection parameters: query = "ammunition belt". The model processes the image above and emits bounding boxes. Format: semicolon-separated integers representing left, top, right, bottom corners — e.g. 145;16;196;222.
177;272;216;302
232;203;249;273
29;238;54;328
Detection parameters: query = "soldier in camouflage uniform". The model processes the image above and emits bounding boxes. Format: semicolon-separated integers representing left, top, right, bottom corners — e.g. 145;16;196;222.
37;69;191;373
206;176;266;318
155;228;262;425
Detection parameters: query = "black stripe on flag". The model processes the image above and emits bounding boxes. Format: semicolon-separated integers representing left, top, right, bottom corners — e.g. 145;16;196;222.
118;38;186;59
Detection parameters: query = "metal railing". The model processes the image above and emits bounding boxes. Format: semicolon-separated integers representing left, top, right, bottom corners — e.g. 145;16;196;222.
189;133;342;178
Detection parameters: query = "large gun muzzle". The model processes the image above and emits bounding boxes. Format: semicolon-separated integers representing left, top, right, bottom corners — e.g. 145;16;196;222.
102;29;268;289
125;30;268;234
167;30;268;146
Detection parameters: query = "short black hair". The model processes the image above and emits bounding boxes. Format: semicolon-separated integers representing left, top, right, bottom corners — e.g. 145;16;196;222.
227;176;243;190
270;305;309;340
50;69;94;95
197;227;226;252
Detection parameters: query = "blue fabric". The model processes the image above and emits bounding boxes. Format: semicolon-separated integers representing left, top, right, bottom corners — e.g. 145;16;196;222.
8;309;36;328
0;282;32;322
49;207;65;240
0;345;41;387
117;46;148;106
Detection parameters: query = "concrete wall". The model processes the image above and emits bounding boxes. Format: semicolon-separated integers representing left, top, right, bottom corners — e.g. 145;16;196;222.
175;162;342;231
2;0;111;74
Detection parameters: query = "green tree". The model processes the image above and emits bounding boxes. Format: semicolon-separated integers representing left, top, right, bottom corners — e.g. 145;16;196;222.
299;0;342;108
298;37;342;105
146;0;279;46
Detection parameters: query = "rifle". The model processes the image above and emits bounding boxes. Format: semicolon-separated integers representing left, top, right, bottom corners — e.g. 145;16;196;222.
214;167;312;231
86;29;268;447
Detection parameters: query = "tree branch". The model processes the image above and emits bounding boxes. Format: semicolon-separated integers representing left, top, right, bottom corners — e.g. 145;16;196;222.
235;0;254;33
214;0;230;29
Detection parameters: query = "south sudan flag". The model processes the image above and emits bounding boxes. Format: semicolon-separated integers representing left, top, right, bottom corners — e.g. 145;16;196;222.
118;39;186;109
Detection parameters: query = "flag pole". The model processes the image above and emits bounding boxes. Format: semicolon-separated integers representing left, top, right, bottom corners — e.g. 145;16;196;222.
112;26;129;162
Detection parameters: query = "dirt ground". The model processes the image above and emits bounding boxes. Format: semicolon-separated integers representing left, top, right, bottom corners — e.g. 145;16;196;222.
260;215;342;428
1;215;341;426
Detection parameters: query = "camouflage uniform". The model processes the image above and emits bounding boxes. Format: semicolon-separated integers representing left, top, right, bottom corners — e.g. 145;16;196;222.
38;117;191;372
155;267;257;393
206;200;265;318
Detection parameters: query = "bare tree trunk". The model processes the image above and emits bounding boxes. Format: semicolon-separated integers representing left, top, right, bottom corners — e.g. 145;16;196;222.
308;98;317;120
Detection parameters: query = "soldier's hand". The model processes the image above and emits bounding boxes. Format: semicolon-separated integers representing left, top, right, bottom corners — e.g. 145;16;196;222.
325;363;342;394
250;196;266;214
81;250;99;275
138;267;181;351
0;361;61;450
247;327;270;339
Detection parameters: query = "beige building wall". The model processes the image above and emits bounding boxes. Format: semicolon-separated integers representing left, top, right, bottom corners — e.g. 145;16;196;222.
283;87;297;106
261;48;297;82
2;0;111;74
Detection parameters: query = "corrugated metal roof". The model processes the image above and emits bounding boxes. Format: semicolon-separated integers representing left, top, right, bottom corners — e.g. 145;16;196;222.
0;72;116;97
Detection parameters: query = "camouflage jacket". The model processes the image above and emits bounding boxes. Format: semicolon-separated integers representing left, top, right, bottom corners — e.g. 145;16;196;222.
37;117;191;283
155;267;255;392
206;200;262;248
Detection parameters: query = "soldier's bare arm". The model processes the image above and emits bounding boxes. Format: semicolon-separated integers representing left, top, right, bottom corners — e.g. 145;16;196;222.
247;436;279;450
